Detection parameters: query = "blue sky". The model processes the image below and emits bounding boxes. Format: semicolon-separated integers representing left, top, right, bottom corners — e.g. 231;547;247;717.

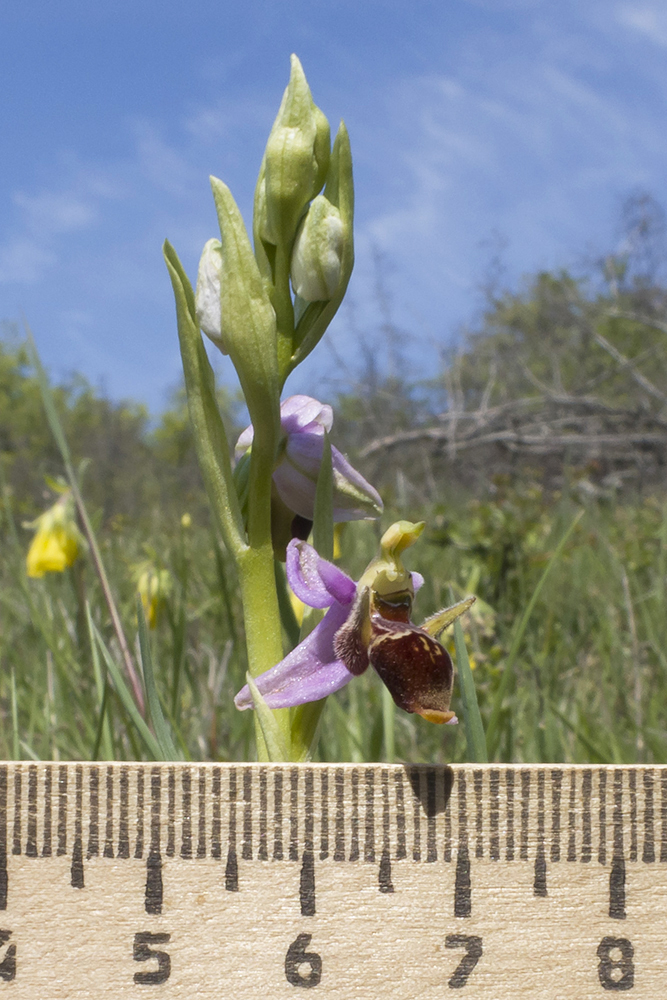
2;0;667;411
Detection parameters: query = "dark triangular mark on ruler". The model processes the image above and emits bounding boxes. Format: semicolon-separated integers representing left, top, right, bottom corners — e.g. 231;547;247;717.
225;847;238;892
300;850;315;916
145;849;163;915
379;849;394;893
610;769;626;919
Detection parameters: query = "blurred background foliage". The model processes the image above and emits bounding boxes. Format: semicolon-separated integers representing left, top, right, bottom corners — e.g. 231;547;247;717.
2;194;667;764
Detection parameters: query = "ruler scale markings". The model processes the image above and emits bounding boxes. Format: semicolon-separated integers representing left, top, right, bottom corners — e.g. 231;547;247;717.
333;768;344;862
258;767;268;861
426;769;437;863
12;771;21;857
0;767;7;910
289;768;299;862
609;769;626;920
118;767;129;859
103;767;114;859
629;768;637;863
454;771;471;918
180;769;192;859
57;764;67;856
300;769;315;916
533;769;547;897
473;769;484;859
489;769;499;861
42;765;52;858
643;769;655;863
411;769;421;862
581;769;592;863
444;770;453;864
319;769;329;861
567;769;577;862
226;768;238;891
242;767;252;861
145;767;163;916
660;770;667;863
394;770;406;860
598;769;607;866
273;769;284;861
135;768;144;859
166;767;175;858
379;769;393;893
26;765;37;858
211;767;221;860
87;766;99;859
196;769;207;859
348;770;359;862
504;769;514;862
364;768;375;863
71;765;83;889
550;769;562;863
520;770;530;861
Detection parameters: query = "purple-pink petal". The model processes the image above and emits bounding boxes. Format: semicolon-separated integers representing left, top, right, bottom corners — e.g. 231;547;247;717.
234;602;354;710
280;395;333;435
286;540;357;608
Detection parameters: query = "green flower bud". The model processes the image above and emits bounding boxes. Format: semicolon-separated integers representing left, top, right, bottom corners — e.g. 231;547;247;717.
290;195;345;302
262;55;330;248
195;238;225;351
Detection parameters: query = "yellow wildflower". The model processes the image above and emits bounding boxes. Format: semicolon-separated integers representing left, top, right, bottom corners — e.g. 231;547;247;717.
25;492;85;578
136;565;172;629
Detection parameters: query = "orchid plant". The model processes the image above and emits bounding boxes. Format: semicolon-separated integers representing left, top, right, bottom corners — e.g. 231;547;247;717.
164;56;480;762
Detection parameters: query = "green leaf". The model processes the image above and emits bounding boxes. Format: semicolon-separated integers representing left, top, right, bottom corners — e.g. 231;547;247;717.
163;240;247;560
245;673;290;761
137;598;179;760
454;618;488;763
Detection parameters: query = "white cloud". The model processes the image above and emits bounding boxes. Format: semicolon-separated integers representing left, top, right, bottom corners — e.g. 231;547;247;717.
0;237;54;284
13;191;97;235
616;3;667;46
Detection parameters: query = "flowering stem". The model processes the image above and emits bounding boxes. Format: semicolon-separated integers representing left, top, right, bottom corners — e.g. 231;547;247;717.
239;422;291;758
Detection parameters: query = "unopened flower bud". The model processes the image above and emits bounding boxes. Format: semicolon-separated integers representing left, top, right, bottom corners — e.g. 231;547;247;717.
290;196;345;302
262;55;330;247
195;238;225;351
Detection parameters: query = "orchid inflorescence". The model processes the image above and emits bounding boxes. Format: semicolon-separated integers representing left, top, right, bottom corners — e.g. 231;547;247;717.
160;55;477;761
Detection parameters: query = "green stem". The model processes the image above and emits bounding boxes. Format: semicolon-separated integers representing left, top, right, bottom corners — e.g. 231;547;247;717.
238;424;290;758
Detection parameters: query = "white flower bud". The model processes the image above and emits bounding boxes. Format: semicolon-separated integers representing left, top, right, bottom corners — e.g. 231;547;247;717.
291;196;345;302
195;238;226;351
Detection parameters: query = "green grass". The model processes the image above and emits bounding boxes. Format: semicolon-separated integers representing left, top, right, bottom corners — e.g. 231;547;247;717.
2;473;664;764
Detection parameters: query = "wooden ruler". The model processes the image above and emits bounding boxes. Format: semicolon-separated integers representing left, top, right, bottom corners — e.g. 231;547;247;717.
0;762;665;997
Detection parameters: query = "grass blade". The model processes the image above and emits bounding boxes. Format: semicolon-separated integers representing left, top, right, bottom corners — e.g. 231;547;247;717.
486;508;584;758
137;598;179;760
454;618;488;762
90;621;163;760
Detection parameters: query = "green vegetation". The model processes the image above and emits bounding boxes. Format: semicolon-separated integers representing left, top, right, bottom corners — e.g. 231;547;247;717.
3;201;667;764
